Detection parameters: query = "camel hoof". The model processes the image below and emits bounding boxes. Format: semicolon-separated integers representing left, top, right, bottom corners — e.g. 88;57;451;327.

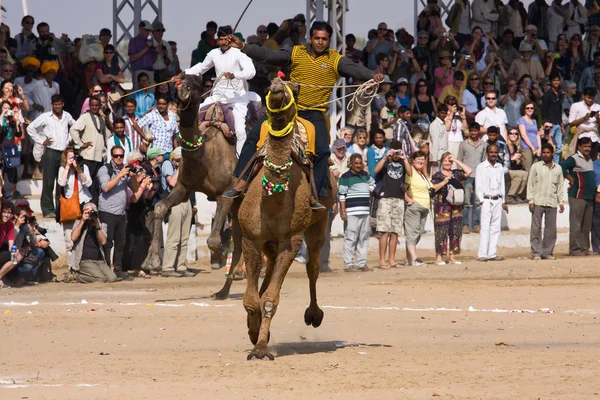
304;306;324;328
141;251;161;272
211;289;229;301
247;349;274;361
211;263;223;270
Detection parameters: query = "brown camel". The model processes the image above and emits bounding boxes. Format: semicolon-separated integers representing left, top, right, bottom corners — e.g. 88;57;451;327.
239;78;336;360
142;76;243;299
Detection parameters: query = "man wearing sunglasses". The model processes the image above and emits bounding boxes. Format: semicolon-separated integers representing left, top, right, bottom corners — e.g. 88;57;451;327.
14;15;36;62
96;146;139;281
475;89;508;141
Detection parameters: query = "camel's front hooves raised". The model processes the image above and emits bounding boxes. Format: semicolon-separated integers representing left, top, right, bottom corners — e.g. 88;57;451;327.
247;349;274;361
304;306;324;328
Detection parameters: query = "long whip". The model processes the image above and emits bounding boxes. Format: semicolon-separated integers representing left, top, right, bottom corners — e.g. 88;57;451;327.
233;0;254;32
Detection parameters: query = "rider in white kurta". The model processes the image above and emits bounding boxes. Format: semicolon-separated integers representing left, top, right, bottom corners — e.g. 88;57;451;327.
185;26;258;155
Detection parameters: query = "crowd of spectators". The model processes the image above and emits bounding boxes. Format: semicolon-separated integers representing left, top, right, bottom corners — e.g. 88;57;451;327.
4;2;600;287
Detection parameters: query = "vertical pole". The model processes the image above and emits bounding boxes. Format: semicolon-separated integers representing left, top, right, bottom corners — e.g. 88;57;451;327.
316;0;324;21
414;0;418;39
22;0;29;16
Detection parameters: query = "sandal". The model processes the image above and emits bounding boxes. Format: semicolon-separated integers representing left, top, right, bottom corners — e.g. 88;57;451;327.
448;260;463;265
389;263;403;269
436;261;447;265
378;264;391;270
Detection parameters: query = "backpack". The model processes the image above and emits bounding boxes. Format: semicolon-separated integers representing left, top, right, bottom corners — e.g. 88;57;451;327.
446;183;464;206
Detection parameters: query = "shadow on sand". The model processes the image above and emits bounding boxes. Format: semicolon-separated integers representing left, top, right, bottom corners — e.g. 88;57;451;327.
271;341;392;358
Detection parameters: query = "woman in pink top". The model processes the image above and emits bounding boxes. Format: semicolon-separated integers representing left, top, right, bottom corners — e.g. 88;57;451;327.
433;50;454;98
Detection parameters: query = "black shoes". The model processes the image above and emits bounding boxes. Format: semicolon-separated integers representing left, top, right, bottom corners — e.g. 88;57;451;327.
116;271;134;281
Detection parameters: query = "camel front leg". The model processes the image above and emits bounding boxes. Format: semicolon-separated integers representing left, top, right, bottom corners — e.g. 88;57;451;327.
212;206;243;300
248;235;302;361
302;218;328;328
207;196;232;269
142;183;190;271
242;237;263;346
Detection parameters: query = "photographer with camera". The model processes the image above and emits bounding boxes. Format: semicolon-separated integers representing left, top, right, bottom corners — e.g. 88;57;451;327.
565;87;600;161
58;147;92;268
374;141;412;269
96;146;140;281
0;200;22;288
0;99;24;200
69;202;118;283
9;206;53;285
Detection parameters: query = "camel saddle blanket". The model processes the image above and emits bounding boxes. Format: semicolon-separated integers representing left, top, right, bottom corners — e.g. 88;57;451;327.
256;117;316;164
198;102;236;145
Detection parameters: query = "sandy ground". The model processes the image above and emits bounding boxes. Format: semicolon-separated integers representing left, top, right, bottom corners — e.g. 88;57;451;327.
1;243;600;400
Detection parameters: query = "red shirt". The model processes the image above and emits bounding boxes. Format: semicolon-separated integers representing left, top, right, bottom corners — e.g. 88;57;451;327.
0;221;15;248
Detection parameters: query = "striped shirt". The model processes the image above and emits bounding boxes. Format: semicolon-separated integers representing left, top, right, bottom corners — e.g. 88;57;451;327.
560;151;596;200
290;45;342;111
339;170;375;216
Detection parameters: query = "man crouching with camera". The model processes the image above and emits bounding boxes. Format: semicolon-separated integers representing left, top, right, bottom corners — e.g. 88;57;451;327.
69;202;118;283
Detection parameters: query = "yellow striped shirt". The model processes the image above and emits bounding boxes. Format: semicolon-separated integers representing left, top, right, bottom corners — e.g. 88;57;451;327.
289;45;342;111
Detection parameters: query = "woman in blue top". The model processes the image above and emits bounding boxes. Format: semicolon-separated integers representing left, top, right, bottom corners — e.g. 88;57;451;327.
395;78;411;108
517;100;542;173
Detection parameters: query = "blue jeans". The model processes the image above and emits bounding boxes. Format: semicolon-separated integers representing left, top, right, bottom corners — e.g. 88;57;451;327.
462;177;481;229
551;124;563;163
14;247;45;281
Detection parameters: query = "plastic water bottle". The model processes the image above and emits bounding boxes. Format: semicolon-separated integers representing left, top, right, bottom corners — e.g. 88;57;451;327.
10;244;18;265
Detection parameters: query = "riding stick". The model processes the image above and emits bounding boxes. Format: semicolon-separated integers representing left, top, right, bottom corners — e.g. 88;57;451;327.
233;0;254;32
108;79;172;104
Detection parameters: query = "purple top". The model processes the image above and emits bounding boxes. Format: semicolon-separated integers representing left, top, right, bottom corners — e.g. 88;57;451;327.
128;35;154;71
517;116;539;150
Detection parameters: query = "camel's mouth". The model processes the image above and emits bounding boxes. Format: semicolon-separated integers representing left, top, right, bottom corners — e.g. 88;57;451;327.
178;82;191;102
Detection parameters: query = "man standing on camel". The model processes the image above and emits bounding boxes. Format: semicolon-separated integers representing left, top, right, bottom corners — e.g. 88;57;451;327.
177;25;257;156
222;21;384;209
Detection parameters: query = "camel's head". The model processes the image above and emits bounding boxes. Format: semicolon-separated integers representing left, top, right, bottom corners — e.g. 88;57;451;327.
266;77;298;124
177;75;203;103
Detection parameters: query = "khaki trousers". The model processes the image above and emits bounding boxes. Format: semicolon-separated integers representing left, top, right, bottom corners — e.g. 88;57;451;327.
507;170;528;197
162;201;192;272
75;260;118;283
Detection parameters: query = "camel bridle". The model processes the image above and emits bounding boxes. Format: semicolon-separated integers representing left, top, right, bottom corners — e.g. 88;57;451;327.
265;83;297;138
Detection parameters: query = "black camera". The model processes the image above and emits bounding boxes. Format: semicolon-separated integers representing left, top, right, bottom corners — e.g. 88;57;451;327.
591;110;598;118
26;216;48;236
73;146;83;164
45;246;59;262
457;106;463;112
102;106;111;116
150;175;161;183
544;127;551;135
89;210;99;221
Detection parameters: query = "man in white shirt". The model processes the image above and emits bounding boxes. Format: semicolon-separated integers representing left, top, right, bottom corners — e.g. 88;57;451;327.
26;94;75;218
106;118;132;163
475;90;508;141
566;87;600;160
29;60;60;121
475;144;509;261
178;25;257;156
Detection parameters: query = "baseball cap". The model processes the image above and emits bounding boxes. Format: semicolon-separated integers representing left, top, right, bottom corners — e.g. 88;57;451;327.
171;147;182;160
152;20;166;32
524;24;537;32
139;20;152;30
13;199;33;214
147;147;166;160
332;138;347;149
382;75;393;84
396;77;408;84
